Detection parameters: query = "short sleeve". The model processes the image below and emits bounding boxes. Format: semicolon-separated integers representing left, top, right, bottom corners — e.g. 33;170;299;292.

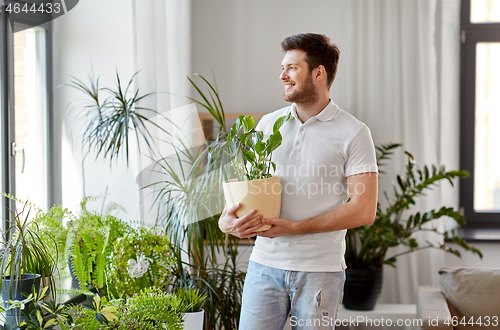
345;124;378;177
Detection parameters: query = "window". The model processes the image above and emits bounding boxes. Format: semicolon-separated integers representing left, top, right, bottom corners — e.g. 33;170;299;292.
460;0;500;240
1;3;53;233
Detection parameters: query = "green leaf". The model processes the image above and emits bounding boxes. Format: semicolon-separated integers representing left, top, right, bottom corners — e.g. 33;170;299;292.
408;238;418;249
241;116;255;132
397;175;405;192
266;131;282;154
255;141;266;154
242;150;255;162
272;113;291;132
95;312;104;324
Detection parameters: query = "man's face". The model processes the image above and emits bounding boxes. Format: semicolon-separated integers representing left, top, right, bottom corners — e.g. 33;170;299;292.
280;49;318;105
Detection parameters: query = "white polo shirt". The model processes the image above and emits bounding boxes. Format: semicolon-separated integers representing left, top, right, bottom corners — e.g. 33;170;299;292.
249;100;378;272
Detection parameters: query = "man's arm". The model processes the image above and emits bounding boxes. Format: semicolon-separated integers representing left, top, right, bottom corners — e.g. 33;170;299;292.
258;172;378;238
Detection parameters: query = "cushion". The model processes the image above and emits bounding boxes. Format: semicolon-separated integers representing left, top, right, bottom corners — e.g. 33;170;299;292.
439;267;500;329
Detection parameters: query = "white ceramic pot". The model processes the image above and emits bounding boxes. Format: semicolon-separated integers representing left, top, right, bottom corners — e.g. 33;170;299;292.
223;175;281;232
182;310;204;330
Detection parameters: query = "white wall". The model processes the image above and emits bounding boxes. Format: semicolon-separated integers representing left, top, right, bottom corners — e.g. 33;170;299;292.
191;0;351;116
52;0;139;219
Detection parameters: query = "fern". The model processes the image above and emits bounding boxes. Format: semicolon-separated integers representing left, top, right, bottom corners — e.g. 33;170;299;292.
71;243;87;290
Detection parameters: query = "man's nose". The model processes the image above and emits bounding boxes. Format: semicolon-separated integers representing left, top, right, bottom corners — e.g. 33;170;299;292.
280;70;288;81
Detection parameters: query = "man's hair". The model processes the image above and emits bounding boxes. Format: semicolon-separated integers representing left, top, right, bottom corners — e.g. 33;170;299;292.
281;33;340;88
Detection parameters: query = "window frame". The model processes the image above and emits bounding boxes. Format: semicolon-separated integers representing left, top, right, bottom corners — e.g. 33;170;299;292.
0;1;54;233
459;0;500;240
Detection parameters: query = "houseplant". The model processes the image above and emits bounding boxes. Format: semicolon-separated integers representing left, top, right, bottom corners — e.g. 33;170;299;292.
0;199;57;328
108;226;175;298
6;286;72;330
70;71;175;165
222;113;290;231
152;74;253;329
66;197;131;296
31;205;73;274
343;143;483;310
175;287;207;330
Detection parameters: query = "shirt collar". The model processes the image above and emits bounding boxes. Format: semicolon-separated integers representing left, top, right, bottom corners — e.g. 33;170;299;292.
290;99;339;123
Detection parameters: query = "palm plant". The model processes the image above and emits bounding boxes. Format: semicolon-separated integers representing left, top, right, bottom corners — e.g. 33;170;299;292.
71;71;175;165
345;143;483;269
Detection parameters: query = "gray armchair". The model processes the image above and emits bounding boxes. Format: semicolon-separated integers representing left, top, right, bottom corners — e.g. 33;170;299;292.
416;267;500;330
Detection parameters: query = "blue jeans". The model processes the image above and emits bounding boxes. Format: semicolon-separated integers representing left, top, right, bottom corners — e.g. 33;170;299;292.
239;261;345;330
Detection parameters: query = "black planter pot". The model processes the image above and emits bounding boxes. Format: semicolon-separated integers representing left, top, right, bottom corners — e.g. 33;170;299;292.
343;268;383;310
1;274;42;328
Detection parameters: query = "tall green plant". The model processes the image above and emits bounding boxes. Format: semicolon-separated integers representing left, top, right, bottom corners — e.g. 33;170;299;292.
71;71;175;165
345;143;482;269
151;74;249;330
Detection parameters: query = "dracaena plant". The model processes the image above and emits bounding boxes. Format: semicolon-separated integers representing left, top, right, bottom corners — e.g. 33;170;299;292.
345;143;483;269
226;114;291;181
70;71;175;165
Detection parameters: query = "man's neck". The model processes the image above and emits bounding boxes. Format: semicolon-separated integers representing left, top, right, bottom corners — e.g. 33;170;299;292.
294;94;330;123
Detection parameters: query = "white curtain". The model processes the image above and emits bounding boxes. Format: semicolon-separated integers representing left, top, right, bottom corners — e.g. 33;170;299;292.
342;0;461;304
130;0;194;224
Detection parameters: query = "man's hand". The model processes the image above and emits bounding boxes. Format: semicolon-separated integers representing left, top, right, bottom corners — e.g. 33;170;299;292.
219;203;264;239
257;218;296;239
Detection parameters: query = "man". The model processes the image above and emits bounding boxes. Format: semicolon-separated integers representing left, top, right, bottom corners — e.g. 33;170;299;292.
219;33;378;330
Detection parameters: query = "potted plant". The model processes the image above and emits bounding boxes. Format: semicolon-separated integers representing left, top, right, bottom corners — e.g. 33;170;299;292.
222;113;290;231
70;71;174;165
343;143;483;310
174;287;207;330
66;197;131;296
108;226;175;298
119;287;184;329
152;74;252;329
0;199;57;328
5;286;72;330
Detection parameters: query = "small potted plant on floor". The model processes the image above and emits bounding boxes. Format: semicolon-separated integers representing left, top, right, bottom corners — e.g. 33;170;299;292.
175;287;207;330
0;199;57;328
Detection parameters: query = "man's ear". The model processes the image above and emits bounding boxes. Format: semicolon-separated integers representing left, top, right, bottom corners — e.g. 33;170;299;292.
314;65;328;86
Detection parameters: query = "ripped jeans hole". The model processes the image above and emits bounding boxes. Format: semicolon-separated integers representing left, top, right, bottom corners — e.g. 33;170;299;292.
314;289;322;307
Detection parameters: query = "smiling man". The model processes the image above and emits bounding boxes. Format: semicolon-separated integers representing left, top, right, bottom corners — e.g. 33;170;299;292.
219;33;379;330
